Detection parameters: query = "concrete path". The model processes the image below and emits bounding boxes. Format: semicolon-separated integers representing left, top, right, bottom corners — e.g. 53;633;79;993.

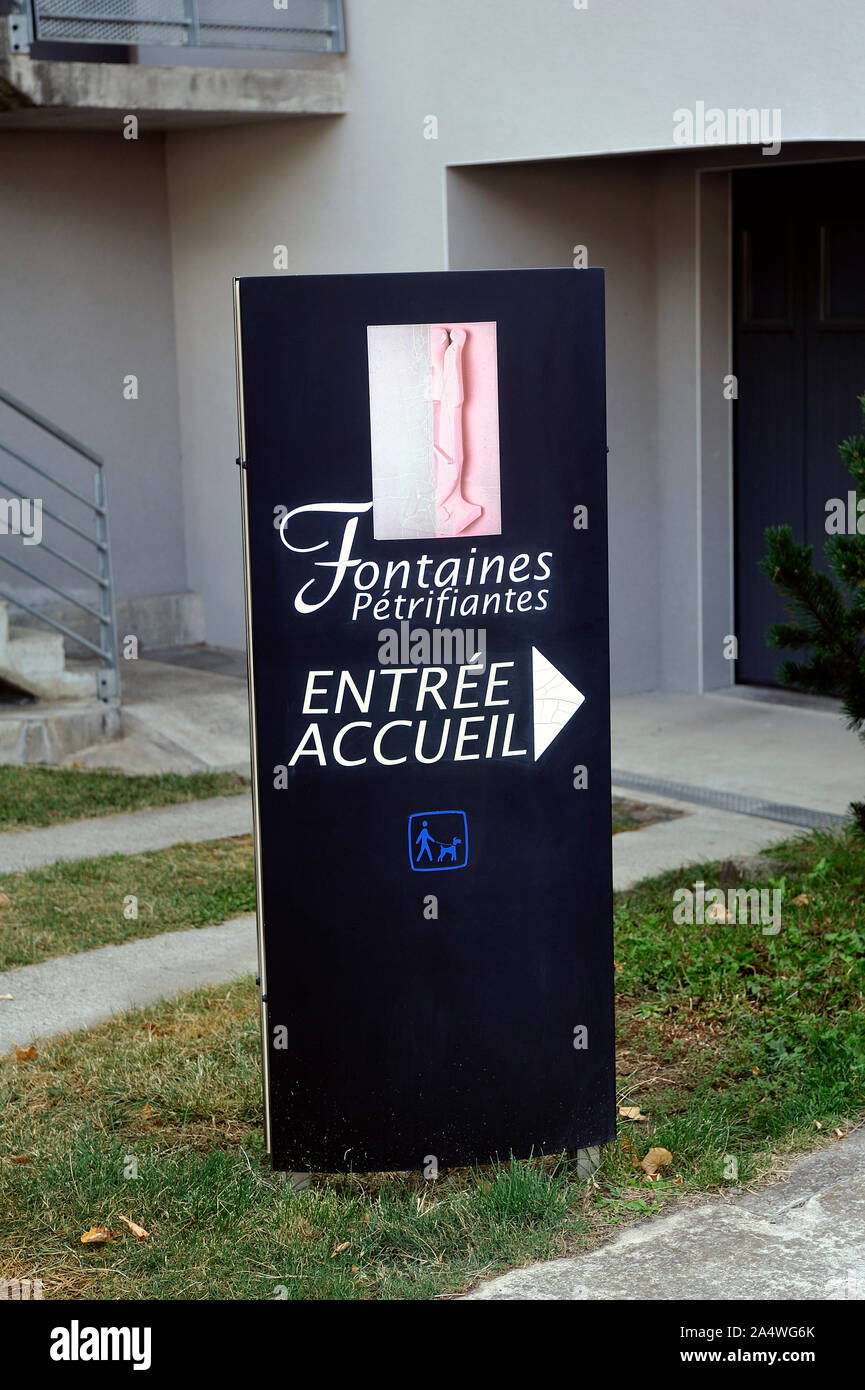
0;793;252;874
465;1127;865;1300
62;658;251;775
119;660;251;774
612;788;797;891
613;690;860;817
0;916;257;1054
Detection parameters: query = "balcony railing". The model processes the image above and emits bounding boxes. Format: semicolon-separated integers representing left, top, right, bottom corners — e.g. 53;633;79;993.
9;0;345;53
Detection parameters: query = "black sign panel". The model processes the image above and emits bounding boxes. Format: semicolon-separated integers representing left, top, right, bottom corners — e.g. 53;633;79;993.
234;269;614;1172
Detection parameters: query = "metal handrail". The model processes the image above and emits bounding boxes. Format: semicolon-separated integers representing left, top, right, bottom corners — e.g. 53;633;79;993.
0;386;119;700
0;552;106;622
0;473;107;547
0;438;106;511
0;386;103;465
0;587;107;661
19;0;346;52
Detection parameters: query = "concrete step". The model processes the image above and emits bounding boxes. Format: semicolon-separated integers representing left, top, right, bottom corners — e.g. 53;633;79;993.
0;602;97;699
0;696;121;764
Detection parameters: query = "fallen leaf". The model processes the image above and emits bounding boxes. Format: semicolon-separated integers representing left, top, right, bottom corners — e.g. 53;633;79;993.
752;1067;760;1075
644;1171;661;1182
80;1227;113;1246
0;994;13;1001
834;1128;844;1140
13;1045;37;1062
141;1104;154;1119
640;1146;673;1175
0;892;10;907
613;961;624;972
351;1265;360;1273
672;1175;683;1186
815;1120;822;1130
790;893;809;906
618;1106;647;1122
331;1241;350;1257
118;1214;150;1241
9;1154;32;1163
705;901;730;923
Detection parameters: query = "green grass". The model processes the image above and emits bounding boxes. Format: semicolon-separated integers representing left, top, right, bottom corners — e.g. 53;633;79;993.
1;826;862;1300
0;981;590;1301
0;766;247;832
0;837;255;970
613;827;865;1173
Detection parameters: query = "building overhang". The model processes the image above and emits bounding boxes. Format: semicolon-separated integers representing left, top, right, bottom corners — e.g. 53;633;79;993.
0;31;347;129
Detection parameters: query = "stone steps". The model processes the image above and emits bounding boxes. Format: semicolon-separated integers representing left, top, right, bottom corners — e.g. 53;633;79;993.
0;601;96;699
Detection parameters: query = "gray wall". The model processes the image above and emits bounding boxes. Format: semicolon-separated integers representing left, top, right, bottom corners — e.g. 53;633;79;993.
164;0;865;669
446;158;661;695
0;131;187;604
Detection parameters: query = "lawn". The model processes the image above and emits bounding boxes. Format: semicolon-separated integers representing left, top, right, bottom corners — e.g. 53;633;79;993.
0;766;247;831
1;826;862;1301
0;797;674;970
0;837;256;970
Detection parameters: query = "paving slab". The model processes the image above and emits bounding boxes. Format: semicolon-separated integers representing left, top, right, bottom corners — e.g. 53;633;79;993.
0;793;252;874
464;1127;865;1300
0;915;258;1054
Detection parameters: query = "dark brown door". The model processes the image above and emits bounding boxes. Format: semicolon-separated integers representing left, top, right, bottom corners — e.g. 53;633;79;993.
733;162;865;685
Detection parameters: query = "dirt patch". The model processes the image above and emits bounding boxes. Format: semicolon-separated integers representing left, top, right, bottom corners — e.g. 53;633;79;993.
612;796;687;835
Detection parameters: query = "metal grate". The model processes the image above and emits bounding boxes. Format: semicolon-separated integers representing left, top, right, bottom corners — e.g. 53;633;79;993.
33;0;190;45
610;770;850;830
27;0;345;50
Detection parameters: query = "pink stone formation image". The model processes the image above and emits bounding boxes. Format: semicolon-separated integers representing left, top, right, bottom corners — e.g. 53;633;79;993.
431;326;483;537
367;320;501;541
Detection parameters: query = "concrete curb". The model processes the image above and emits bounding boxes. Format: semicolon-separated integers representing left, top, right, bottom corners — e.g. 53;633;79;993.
464;1128;865;1300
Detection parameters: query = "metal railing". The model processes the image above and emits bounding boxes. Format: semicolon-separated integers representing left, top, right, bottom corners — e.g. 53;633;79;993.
10;0;345;52
0;385;119;701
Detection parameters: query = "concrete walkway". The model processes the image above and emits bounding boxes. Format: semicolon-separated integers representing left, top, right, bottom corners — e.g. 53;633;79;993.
0;916;257;1053
465;1127;865;1300
612;788;801;890
608;689;860;888
613;690;861;817
60;657;252;775
0;792;252;874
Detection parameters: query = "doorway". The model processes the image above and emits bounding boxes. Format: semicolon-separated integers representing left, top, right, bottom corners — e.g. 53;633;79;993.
733;161;865;685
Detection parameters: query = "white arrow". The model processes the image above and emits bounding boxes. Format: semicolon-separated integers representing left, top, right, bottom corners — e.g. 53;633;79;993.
531;647;585;761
